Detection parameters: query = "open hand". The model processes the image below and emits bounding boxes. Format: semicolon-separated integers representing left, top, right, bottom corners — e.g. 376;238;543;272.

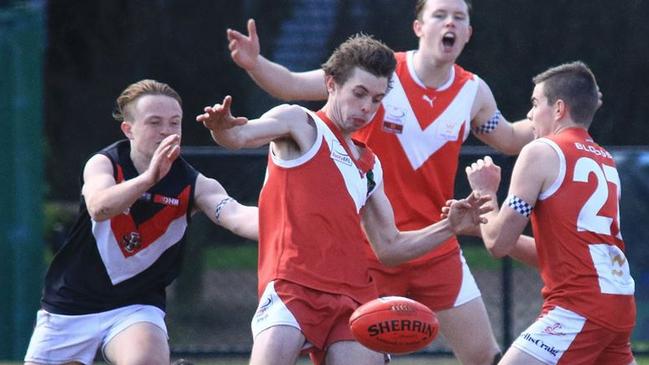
146;134;181;184
227;19;260;71
446;191;493;235
196;95;248;132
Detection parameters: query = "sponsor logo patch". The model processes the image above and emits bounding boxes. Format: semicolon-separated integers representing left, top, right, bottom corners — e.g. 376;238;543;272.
382;104;405;134
522;332;560;357
330;141;353;166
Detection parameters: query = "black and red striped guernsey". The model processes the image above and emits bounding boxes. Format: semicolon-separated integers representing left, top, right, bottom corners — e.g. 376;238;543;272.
41;140;198;315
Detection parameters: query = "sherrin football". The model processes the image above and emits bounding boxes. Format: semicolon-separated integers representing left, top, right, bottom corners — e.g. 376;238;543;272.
349;296;439;354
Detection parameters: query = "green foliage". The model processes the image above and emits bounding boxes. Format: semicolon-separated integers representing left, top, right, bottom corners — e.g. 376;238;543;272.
203;245;258;270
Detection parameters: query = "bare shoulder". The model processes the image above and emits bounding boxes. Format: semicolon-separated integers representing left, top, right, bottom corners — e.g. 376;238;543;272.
521;139;558;160
516;139;560;178
194;173;226;196
83;153;113;176
81;153;116;197
262;103;307;121
266;104;315;139
471;77;497;122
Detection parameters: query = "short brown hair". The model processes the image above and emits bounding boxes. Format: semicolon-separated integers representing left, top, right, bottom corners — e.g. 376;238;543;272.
415;0;472;20
321;33;396;88
112;79;182;122
533;61;599;126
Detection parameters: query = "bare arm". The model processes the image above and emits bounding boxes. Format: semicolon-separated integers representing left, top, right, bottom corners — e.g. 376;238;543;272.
442;197;539;268
507;235;538;268
467;145;556;260
83;134;181;221
193;174;258;241
471;79;534;155
361;183;491;266
227;19;327;101
196;95;316;154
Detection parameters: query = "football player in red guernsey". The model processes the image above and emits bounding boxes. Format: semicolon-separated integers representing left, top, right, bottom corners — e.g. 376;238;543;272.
224;0;538;363
198;34;491;365
466;61;636;365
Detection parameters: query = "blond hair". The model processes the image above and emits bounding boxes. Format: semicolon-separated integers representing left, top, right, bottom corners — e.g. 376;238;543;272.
112;79;182;122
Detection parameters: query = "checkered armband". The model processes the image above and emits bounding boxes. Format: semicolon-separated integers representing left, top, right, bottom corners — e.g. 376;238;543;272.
215;197;236;223
505;195;533;217
473;110;501;134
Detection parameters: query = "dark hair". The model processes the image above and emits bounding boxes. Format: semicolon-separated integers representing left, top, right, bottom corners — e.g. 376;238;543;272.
321;33;396;87
112;79;182;122
532;61;599;126
415;0;472;20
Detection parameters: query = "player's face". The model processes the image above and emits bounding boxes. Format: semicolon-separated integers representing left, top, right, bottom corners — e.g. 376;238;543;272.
327;67;388;134
123;94;183;158
527;83;555;139
414;0;472;64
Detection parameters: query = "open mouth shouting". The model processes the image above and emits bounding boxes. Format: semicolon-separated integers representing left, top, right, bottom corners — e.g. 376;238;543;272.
441;32;456;52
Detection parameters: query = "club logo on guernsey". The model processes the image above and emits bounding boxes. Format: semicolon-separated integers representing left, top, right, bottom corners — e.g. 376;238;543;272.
121;231;142;253
382;104;405;134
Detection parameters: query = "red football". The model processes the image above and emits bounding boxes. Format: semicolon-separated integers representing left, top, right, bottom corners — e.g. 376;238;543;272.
349;296;439;354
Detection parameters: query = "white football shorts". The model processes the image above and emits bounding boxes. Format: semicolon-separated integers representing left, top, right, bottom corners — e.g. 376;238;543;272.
24;304;167;364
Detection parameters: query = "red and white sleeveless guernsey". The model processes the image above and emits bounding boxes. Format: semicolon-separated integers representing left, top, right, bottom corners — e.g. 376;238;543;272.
258;108;383;304
532;128;635;332
354;51;480;263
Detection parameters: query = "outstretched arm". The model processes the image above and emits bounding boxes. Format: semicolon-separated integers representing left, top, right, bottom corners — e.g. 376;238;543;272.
193;174;258;241
227;19;327;101
361;183;491;266
83;134;181;221
196;96;317;158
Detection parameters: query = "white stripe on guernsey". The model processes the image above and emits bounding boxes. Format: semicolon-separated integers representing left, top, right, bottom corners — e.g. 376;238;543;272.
269;109;381;213
384;65;477;170
92;216;188;284
536;138;567;201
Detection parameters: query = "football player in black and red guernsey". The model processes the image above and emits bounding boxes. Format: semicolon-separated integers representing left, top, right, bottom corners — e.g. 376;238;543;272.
24;80;258;365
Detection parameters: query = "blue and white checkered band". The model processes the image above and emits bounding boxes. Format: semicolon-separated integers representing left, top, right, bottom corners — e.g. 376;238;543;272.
473;110;501;134
505;195;533;217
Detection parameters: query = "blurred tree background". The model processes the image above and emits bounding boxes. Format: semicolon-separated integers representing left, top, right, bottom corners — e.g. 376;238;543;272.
44;0;649;200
